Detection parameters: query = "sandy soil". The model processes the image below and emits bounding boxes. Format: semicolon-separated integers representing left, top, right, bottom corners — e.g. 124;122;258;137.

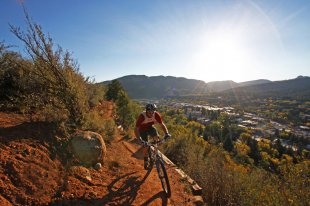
0;105;197;206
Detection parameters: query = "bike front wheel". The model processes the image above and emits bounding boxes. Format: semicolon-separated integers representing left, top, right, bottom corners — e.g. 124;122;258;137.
156;159;171;197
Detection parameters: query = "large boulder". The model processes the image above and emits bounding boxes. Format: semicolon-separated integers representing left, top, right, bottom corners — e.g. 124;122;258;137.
70;131;106;166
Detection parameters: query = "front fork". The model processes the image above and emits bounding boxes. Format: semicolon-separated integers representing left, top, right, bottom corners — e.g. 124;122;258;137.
147;146;154;166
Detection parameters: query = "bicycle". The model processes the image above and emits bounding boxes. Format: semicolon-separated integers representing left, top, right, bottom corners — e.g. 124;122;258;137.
141;135;171;197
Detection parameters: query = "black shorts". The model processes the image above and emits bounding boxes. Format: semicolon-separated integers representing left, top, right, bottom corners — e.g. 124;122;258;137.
140;126;159;141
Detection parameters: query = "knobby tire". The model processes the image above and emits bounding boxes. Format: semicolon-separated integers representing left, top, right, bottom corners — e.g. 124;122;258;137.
156;158;171;197
148;147;154;168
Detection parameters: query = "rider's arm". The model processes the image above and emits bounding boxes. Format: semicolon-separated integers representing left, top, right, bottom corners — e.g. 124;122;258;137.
159;122;169;135
155;112;169;135
135;113;144;139
134;127;140;140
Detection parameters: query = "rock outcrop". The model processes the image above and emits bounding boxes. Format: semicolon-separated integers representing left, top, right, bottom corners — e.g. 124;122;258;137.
70;131;106;166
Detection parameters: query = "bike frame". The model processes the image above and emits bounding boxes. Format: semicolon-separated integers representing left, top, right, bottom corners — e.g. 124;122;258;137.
142;137;171;197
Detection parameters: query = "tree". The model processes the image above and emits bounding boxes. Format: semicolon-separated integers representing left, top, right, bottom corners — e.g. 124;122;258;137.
206;121;222;143
274;139;285;158
116;90;135;129
248;138;261;164
240;132;251;143
174;114;188;125
235;142;253;165
186;121;203;136
9;9;89;125
86;83;106;108
105;79;124;101
274;128;280;137
223;136;234;152
0;46;33;111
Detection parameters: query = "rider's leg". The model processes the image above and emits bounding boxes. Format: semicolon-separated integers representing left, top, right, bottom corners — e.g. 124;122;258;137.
141;126;159;169
149;126;160;141
140;131;148;158
140;131;149;169
148;127;159;167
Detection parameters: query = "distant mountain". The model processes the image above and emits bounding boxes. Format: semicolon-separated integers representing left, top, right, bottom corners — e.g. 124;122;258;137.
101;75;284;99
238;79;271;87
102;75;208;99
205;79;272;93
205;80;238;93
221;76;310;100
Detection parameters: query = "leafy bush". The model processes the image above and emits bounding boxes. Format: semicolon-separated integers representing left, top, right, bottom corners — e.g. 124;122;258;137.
163;120;310;205
105;79;140;129
1;11;94;127
87;82;106;108
82;110;106;132
101;119;116;144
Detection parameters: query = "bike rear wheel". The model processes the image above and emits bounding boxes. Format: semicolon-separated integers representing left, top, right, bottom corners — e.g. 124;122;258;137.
156;158;171;197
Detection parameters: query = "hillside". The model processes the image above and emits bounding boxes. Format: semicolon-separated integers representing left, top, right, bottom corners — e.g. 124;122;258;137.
0;110;199;205
102;75;208;99
101;75;270;99
102;75;310;100
238;79;271;87
221;76;310;100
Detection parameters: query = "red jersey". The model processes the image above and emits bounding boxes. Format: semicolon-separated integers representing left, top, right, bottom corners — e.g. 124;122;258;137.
135;111;163;132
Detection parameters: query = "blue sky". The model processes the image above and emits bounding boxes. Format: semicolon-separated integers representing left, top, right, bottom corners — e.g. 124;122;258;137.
1;0;309;83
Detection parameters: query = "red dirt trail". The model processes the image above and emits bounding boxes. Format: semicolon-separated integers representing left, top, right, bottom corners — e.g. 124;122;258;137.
0;108;197;205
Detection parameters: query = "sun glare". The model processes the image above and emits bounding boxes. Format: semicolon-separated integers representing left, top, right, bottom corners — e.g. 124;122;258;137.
191;30;253;82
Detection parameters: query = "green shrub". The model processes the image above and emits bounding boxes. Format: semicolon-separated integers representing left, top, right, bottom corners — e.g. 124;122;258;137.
162;121;309;205
83;110;106;132
102;119;116;144
3;11;91;127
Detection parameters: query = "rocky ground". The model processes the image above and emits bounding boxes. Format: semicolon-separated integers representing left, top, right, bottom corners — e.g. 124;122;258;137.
0;108;199;205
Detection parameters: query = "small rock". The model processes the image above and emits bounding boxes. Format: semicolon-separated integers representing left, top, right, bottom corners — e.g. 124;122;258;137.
94;163;102;170
85;175;92;181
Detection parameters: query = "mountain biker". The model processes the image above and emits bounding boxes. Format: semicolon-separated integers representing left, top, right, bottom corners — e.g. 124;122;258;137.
135;103;171;169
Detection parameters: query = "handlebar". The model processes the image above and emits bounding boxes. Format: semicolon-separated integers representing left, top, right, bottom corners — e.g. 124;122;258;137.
140;135;171;147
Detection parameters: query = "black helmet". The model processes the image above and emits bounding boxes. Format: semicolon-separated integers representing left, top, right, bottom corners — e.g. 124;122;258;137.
146;103;157;111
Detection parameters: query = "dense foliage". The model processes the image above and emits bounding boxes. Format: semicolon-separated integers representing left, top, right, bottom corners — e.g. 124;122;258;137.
160;106;309;206
105;79;141;129
1;15;94;126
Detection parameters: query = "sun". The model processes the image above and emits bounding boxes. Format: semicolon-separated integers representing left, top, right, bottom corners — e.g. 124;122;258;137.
191;30;253;82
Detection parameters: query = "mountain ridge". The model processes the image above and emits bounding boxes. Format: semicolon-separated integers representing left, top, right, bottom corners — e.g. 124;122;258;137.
101;75;310;99
222;76;310;100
